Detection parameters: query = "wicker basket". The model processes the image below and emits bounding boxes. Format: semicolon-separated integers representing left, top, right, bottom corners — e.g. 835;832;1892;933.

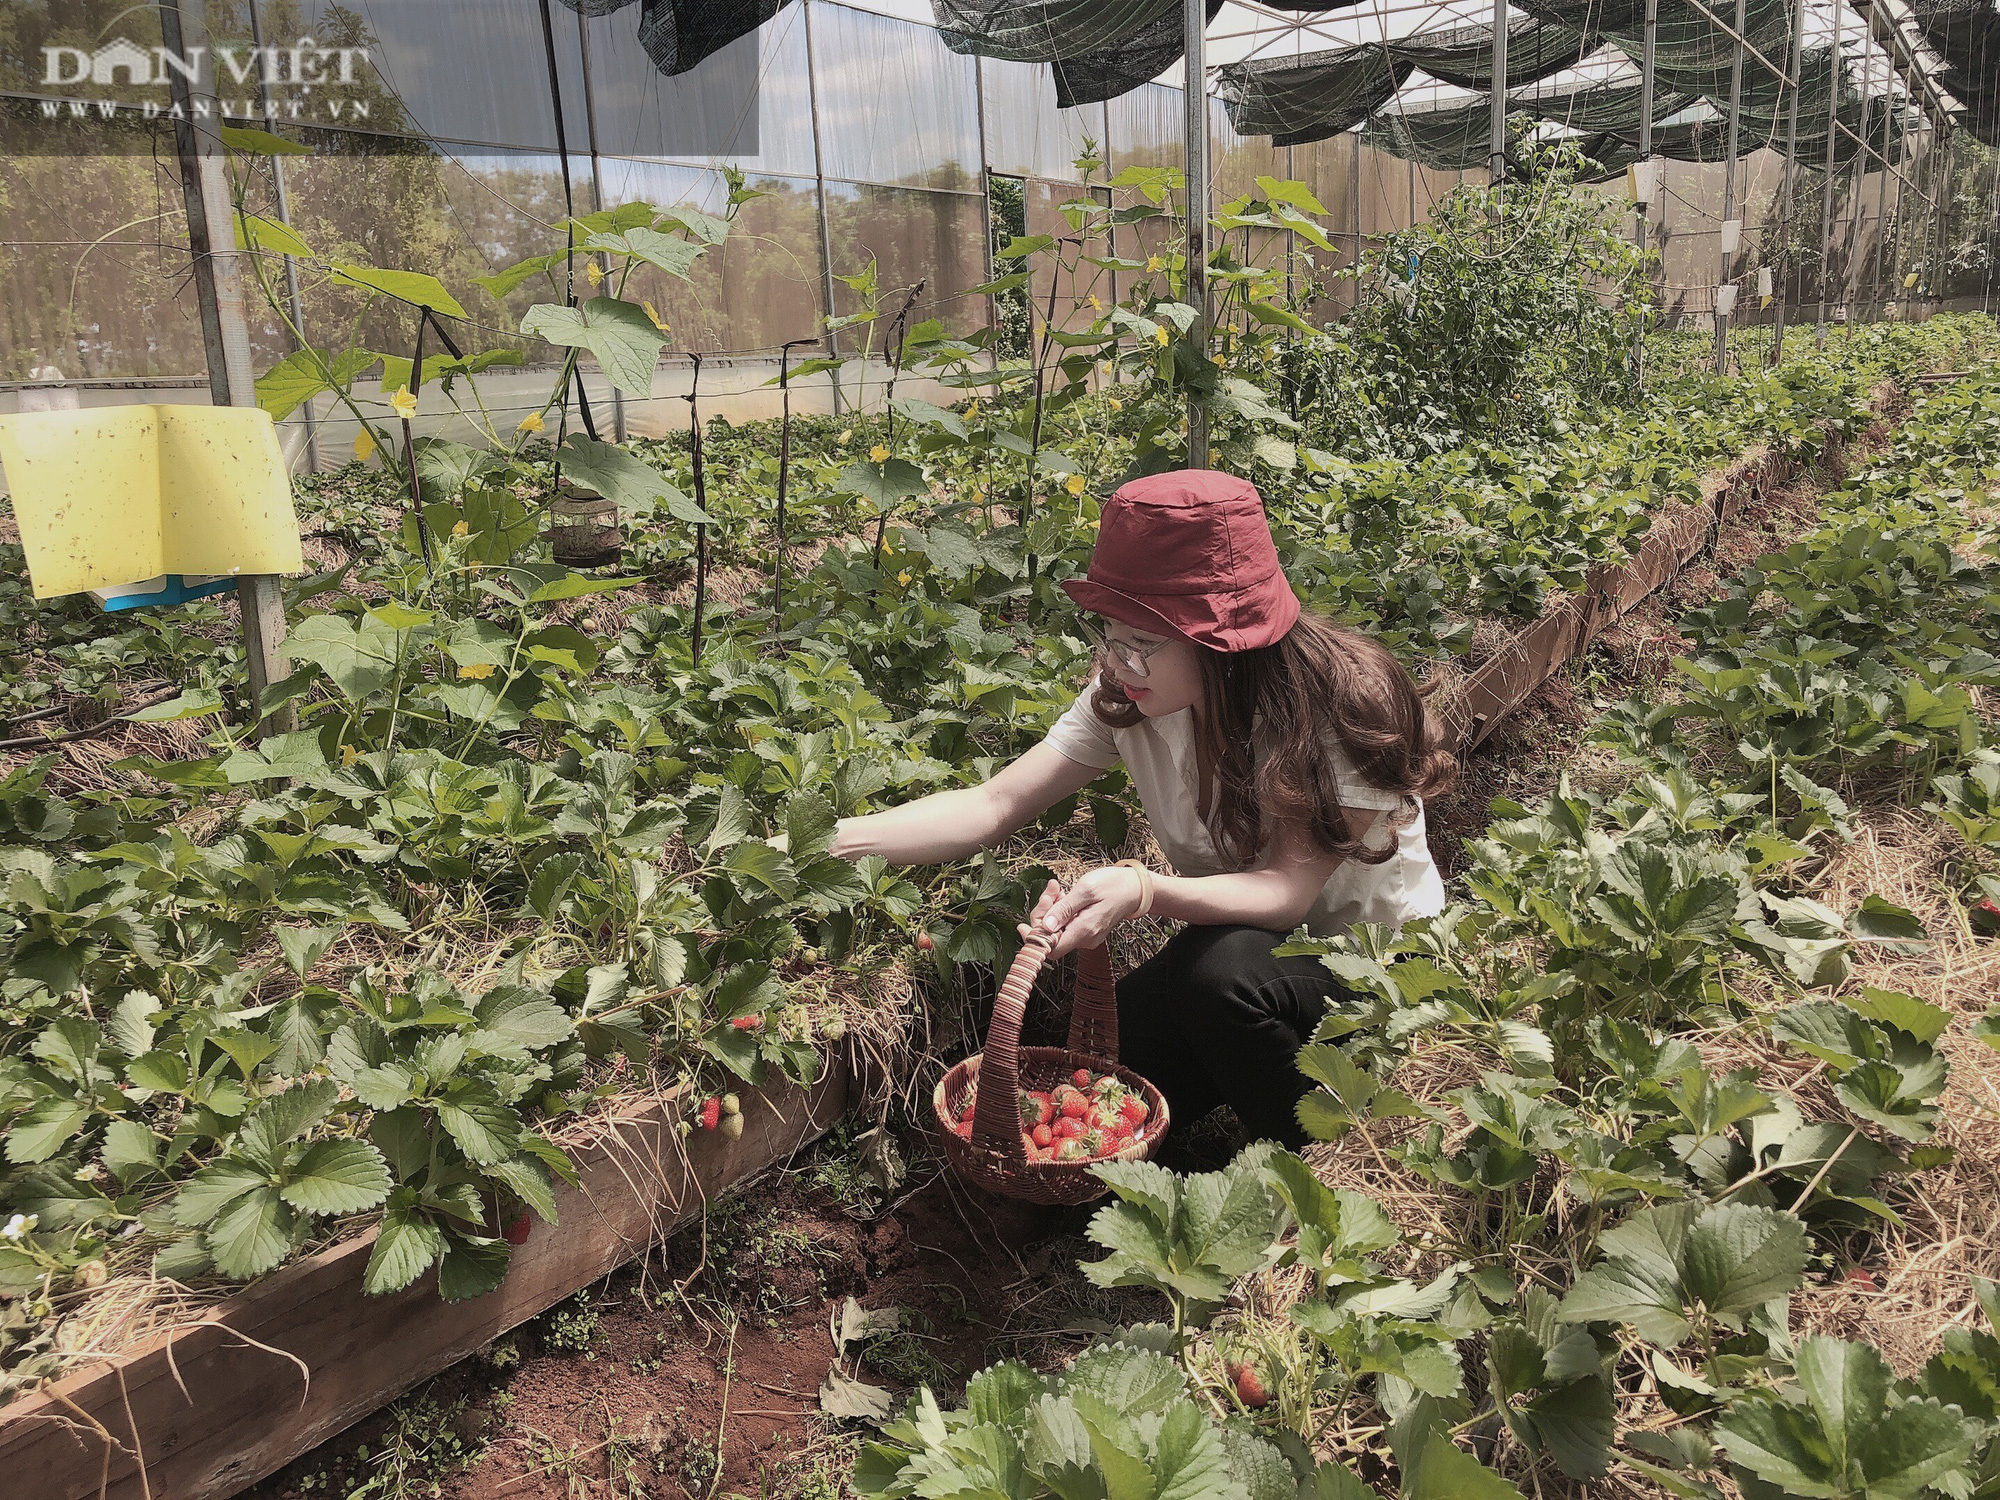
933;933;1169;1206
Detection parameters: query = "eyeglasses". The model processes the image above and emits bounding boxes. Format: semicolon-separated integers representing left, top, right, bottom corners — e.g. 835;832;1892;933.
1078;618;1170;678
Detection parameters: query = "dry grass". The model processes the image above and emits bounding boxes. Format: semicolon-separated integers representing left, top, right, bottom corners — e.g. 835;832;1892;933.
1790;810;2000;1376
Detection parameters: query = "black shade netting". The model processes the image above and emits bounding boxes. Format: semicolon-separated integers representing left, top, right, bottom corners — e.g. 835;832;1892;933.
931;0;1363;106
1904;0;1999;143
1387;14;1603;91
1215;44;1414;145
555;0;793;77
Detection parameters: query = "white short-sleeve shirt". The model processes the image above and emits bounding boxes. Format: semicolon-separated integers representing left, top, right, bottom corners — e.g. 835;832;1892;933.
1041;689;1446;938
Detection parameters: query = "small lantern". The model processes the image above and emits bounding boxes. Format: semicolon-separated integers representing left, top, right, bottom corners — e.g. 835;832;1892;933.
547;478;621;568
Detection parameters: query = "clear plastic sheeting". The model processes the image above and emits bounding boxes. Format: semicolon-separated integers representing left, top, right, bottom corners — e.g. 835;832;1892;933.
822;182;992;326
590;161;829;347
813;7;982;189
981;59;1112;179
555;0;796;78
578;3;817;172
1214;44;1411;146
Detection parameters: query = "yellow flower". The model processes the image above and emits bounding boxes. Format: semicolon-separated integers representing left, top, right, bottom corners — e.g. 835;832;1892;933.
516;410;545;435
586;261;605;288
1109;397;1124;412
643;299;669;332
353;427;377;462
869;444;889;463
1064;473;1086;497
1153;327;1169;347
451;519;470;538
964;400;979;419
1088;294;1102;310
340;744;361;767
896;569;912;586
1146;255;1164;272
456;662;496;680
390;385;418;420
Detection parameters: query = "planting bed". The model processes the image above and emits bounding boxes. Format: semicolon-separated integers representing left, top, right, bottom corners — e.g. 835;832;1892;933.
0;1070;848;1500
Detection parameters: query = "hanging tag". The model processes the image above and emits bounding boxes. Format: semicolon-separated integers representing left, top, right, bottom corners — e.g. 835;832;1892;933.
1719;219;1742;256
1757;267;1773;298
1715;284;1739;317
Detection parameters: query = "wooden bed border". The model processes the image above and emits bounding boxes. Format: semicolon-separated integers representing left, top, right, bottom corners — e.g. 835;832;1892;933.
0;1065;849;1500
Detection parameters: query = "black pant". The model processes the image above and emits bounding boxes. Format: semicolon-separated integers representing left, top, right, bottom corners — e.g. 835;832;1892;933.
1115;925;1346;1151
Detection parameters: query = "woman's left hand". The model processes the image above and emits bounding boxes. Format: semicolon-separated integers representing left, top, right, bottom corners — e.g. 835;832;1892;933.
1032;865;1145;958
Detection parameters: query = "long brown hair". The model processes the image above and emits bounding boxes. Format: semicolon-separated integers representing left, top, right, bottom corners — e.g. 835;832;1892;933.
1089;613;1457;868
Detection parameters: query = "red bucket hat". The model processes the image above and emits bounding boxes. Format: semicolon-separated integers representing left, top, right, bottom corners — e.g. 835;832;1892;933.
1062;469;1300;653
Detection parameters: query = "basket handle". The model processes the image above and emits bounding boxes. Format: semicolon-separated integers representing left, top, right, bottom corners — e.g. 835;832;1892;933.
969;936;1123;1160
969;933;1052;1157
1066;943;1118;1059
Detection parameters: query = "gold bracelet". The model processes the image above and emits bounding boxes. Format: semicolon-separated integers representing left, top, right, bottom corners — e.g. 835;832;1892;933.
1114;858;1154;917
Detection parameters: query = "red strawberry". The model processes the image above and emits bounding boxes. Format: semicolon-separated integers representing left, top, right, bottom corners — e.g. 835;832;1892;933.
1119;1095;1149;1128
1032;1123;1053;1148
955;1119;973;1138
1225;1360;1269;1409
1033;1094;1055;1125
916;931;935;951
503;1212;533;1246
1061;1096;1088;1120
1055;1118;1082;1140
730;1015;762;1031
1056;1137;1092;1162
1073;1068;1093;1088
699;1096;721;1130
1974;899;2000;937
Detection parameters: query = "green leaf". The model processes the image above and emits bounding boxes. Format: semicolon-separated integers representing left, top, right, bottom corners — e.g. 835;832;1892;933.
1404;1432;1529;1500
220;124;311;155
5;1098;89;1163
836;457;928;510
364;1195;445;1295
206;1185;296;1278
1717;1338;1978;1499
331;265;466;318
239;1079;340;1164
472;987;574;1055
556;435;713;525
102;1118;159;1186
236;212;312;259
256;347;381;422
520;297;664;395
582;226;705;278
437;1090;522;1165
437;1233;512;1301
128;688;226;723
1848;895;1927;943
279;1139;393;1216
285;610;408;702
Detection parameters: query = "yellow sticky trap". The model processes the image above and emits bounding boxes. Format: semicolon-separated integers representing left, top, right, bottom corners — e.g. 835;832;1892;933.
0;406;303;600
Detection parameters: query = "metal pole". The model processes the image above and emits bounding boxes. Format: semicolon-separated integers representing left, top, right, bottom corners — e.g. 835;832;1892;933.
574;6;626;440
1984;146;1999;316
1839;34;1875;325
802;0;844;416
1867;78;1893;320
1885;91;1909;317
1771;0;1805;363
1350;132;1362;311
1713;0;1746;373
158;0;292;738
1488;0;1511;187
974;58;1000;354
1816;0;1844;342
247;0;317;472
1636;0;1658;374
1185;0;1210;468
